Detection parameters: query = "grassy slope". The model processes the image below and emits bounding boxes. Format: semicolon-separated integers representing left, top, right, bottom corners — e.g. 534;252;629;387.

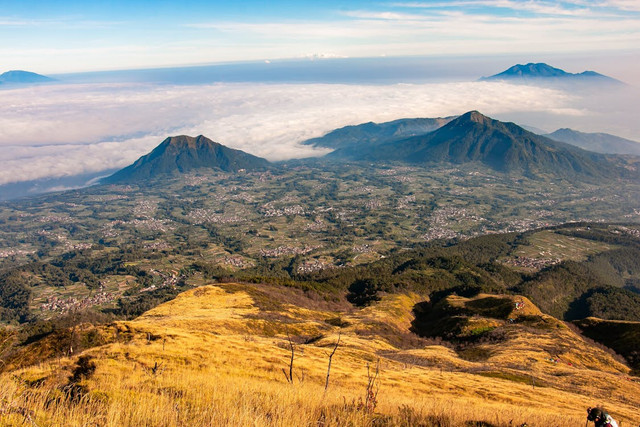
574;317;640;374
1;284;639;426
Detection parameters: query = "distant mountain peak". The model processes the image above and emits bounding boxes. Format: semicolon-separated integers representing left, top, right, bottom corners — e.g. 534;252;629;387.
327;110;629;180
0;70;54;84
461;110;490;124
103;135;270;184
162;135;207;150
503;63;568;77
481;63;622;85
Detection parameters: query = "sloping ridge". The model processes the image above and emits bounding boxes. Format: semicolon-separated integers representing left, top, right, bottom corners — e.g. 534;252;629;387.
330;111;620;179
303;116;455;150
103;135;270;183
545;128;640;156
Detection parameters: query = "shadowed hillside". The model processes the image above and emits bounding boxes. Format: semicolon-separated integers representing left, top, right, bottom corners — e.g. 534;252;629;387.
574;317;640;375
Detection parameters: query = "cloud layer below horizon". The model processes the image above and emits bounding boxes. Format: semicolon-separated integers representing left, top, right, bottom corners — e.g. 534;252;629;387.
0;79;637;186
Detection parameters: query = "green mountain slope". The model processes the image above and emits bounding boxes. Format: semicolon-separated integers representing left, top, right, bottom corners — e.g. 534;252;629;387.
329;111;626;179
103;135;270;183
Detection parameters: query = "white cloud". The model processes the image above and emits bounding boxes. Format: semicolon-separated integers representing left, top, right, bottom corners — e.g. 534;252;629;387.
604;0;640;11
392;0;615;16
0;80;610;186
188;12;640;57
340;10;433;20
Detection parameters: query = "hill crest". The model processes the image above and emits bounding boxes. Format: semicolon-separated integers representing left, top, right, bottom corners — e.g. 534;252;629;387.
103;135;270;183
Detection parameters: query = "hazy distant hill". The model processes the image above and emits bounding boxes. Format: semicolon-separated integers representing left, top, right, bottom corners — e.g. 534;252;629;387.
0;171;115;201
328;111;624;179
545;128;640;156
0;70;54;84
103;135;270;183
481;63;622;85
303;117;455;150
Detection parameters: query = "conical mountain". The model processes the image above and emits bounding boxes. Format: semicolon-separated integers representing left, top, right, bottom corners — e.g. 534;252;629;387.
480;63;622;84
329;111;621;179
103;135;270;183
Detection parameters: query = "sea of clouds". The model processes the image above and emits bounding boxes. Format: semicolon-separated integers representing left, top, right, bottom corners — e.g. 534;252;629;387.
0;79;637;187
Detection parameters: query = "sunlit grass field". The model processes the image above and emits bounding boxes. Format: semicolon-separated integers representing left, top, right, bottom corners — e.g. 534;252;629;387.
2;284;639;426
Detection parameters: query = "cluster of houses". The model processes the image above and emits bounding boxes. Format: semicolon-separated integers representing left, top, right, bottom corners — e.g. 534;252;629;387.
40;288;116;313
0;248;35;258
352;244;374;254
187;209;243;224
133;200;157;218
422;227;460;241
223;255;254;269
127;218;174;232
143;241;171;250
261;205;306;217
259;245;320;258
37;215;72;223
502;256;560;270
430;206;484;226
296;259;332;274
616;225;640;237
304;219;326;231
396;195;416;209
140;269;184;292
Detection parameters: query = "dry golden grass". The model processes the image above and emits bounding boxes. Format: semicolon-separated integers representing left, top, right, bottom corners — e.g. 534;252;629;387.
2;283;639;426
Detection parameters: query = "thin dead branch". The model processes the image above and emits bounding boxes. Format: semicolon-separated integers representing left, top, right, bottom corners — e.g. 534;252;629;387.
324;332;341;391
282;328;295;384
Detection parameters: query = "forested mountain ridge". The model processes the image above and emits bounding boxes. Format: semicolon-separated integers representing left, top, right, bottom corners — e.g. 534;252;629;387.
327;111;629;180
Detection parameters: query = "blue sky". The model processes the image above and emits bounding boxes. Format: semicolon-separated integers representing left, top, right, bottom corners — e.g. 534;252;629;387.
1;0;639;74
